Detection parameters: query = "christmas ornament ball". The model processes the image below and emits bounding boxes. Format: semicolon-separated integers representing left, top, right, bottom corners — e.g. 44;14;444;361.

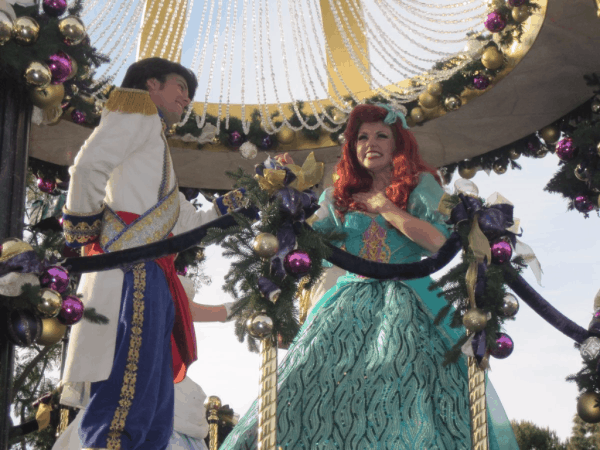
501;293;519;317
337;134;346;145
458;164;477;180
57;295;84;325
14;16;39;45
574;196;594;213
206;395;222;411
29;84;65;109
453;178;479;197
580;337;600;363
418;91;439;109
284;250;311;276
47;51;73;84
490;333;514;359
539;126;560;145
24;62;52;88
410;107;425;123
240;142;258;159
58;16;86;45
37;177;57;194
462;308;488;332
42;0;68;17
252;233;279;258
490;238;512;264
246;312;274;339
0;11;14;45
508;148;521;160
481;47;503;70
71;109;86;124
574;164;588;182
555;137;577;161
37;289;63;318
512;5;530;23
492;160;507;175
426;82;443;97
39;266;69;293
577;392;600;424
535;147;548;158
332;110;347;123
37;317;67;346
276;126;295;145
473;74;490;90
228;131;244;147
259;135;273;151
5;309;42;346
484;11;507;33
443;95;462;112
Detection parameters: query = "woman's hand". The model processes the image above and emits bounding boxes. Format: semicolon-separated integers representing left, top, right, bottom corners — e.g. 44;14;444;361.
352;191;394;214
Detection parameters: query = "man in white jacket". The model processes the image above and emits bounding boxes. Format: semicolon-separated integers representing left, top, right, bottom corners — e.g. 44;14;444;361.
60;58;230;450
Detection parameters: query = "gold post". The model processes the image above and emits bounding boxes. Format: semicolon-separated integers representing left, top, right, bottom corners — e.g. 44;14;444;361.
468;356;489;450
206;396;221;450
258;337;278;450
55;408;69;437
319;0;371;98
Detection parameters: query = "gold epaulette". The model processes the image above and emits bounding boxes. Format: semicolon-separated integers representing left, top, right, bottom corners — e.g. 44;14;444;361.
104;88;158;116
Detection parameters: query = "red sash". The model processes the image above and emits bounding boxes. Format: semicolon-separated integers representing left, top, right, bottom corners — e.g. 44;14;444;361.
85;211;196;384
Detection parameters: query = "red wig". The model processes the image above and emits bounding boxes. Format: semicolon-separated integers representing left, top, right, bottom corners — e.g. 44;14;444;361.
334;104;440;212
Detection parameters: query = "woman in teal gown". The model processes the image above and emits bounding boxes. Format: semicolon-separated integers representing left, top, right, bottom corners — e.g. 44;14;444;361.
221;104;518;449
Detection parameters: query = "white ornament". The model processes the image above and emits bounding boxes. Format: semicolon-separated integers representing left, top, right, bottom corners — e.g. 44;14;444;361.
581;337;600;363
240;141;258;160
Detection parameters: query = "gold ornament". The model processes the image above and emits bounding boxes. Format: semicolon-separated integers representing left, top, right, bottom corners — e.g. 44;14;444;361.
14;16;39;45
24;62;52;88
211;136;221;145
37;289;63;318
0;11;14;45
58;16;86;45
42;105;64;126
67;58;78;80
535;147;548;158
337;134;346;145
276;126;295;145
443;95;462;112
508;148;521;160
37;318;67;346
332;110;347;123
492;160;508;175
512;5;530;23
426;82;443;97
539;126;560;145
578;392;600;424
246;312;274;339
206;395;222;411
481;47;503;70
575;164;588;182
458;164;478;180
410;107;425;123
462;308;488;332
29;83;65;108
252;233;279;258
418;91;439;109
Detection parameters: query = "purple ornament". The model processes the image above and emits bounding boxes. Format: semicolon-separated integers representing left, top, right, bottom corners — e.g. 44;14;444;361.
526;139;540;153
42;0;68;17
555;137;577;161
228;131;245;147
58;295;85;325
71;109;86;124
37;178;57;194
490;239;512;264
284;250;311;276
177;267;188;276
39;266;70;294
7;309;42;346
507;0;526;6
260;135;273;150
490;333;514;359
574;196;594;213
47;51;73;84
484;12;507;33
473;75;490;90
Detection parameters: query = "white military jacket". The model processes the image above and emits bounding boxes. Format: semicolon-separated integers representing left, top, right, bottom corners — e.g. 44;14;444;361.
60;88;217;407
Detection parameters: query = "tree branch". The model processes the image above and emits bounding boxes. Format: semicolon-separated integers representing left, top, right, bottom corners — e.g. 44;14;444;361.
11;345;54;403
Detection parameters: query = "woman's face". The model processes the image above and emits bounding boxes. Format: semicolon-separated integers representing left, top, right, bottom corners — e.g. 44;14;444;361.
355;122;395;174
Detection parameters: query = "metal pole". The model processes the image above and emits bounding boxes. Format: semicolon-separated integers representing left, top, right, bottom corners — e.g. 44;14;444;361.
0;76;33;450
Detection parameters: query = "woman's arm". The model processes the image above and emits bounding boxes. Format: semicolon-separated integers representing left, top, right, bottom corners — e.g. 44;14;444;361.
353;191;446;253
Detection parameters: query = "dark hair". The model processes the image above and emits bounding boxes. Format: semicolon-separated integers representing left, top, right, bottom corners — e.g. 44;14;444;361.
121;57;198;99
334;104;440;212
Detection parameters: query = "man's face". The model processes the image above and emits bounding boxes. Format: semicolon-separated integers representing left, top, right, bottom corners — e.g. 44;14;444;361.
147;73;191;126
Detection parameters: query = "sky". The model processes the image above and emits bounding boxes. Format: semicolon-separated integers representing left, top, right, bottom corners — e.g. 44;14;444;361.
187;153;600;442
73;0;599;443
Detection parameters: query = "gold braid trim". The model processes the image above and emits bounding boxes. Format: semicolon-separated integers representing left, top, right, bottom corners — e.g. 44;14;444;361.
106;264;146;450
297;276;311;325
258;337;278;450
468;356;489;450
105;88;158;116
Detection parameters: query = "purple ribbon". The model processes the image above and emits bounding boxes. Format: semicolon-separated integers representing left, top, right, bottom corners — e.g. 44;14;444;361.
0;251;43;277
472;330;487;363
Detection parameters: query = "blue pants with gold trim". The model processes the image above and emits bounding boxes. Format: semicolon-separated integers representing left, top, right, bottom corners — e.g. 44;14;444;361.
79;262;176;449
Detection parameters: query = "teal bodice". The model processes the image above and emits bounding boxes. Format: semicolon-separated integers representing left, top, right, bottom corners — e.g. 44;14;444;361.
221;174;518;450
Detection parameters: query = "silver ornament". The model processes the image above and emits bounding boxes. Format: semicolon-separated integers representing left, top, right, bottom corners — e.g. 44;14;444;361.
246;312;274;339
453;178;479;197
240;142;258;160
580;336;600;362
501;293;519;317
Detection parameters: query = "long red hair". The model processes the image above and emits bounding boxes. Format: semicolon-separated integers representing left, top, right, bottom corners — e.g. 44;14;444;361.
334;104;440;212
